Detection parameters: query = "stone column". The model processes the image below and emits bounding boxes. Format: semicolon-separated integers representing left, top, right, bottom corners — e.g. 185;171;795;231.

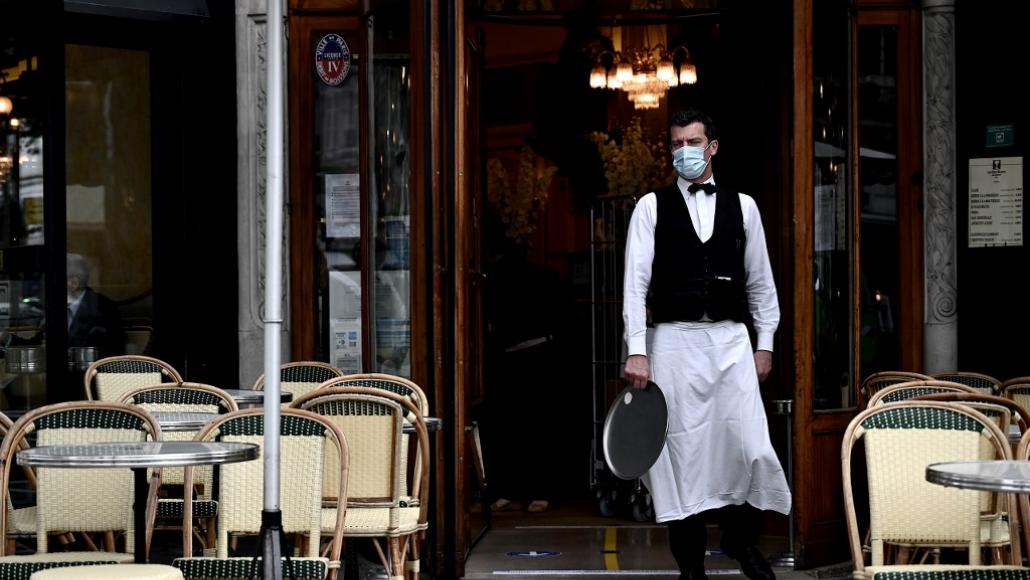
922;0;958;372
237;0;290;388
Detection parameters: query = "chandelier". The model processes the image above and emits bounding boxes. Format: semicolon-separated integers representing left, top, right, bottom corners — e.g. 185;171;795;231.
589;27;697;110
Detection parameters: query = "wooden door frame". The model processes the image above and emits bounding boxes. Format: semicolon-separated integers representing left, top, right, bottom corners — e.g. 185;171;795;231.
792;0;924;567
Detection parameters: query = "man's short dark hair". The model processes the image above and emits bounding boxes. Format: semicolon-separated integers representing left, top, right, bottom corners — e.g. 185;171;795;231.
670;109;717;142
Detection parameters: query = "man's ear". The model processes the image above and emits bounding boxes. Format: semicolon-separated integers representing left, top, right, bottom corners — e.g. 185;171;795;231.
709;139;719;157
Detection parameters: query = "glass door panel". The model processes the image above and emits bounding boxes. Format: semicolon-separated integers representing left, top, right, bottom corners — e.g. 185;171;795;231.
368;4;411;377
812;0;853;410
857;25;900;378
315;46;363;373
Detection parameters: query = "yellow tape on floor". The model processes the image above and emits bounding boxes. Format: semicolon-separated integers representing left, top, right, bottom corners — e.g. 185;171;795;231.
604;527;619;570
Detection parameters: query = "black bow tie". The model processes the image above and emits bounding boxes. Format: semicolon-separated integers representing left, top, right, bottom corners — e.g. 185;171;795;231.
688;182;717;195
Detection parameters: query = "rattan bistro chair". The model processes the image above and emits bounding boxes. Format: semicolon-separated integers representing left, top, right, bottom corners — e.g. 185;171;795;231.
931;372;1003;395
84;355;183;402
1001;378;1030;421
867;381;980;407
0;402;163;576
0;412;38;554
120;383;239;547
307;374;430;504
293;387;430;580
843;402;1021;580
862;372;935;401
172;409;348;580
252;362;343;403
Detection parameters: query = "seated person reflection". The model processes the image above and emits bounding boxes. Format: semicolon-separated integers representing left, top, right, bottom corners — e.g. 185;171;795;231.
67;253;123;357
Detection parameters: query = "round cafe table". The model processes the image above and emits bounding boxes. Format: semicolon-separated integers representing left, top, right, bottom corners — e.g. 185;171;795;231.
152;411;218;433
19;441;258;563
926;460;1030;493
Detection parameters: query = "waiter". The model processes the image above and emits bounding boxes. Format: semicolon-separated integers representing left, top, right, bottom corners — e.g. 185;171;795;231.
622;109;791;580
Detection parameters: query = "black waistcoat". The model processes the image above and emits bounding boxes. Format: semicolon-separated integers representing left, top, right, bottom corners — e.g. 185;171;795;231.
649;182;750;324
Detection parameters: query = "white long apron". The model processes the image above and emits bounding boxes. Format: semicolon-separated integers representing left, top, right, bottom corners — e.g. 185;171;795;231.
643;319;792;523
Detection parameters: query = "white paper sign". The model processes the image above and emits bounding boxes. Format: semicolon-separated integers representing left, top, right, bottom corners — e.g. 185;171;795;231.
332;317;362;374
969;157;1023;248
325;173;360;238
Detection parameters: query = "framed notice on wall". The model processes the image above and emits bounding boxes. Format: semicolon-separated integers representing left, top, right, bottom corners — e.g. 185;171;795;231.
968;157;1023;248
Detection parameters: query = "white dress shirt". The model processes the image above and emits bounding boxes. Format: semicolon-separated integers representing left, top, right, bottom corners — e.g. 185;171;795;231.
623;176;780;356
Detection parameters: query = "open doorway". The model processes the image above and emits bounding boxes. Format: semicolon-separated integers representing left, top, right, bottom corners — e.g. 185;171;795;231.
465;0;794;569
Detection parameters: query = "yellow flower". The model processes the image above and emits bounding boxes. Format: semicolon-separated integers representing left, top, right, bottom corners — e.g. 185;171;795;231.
588;117;676;197
487;147;557;244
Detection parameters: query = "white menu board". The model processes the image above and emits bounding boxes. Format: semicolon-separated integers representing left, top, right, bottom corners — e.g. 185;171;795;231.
969;157;1023;248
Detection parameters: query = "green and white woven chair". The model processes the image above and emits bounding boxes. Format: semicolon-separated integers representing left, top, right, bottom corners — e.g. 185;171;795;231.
0;412;39;555
864;568;1030;580
120;383;239;548
1001;379;1030;423
843;401;1021;580
294;387;430;580
867;381;980;407
862;372;935;402
0;402;163;578
931;373;1003;396
252;362;343;404
84;355;183;402
302;374;430;504
172;408;348;580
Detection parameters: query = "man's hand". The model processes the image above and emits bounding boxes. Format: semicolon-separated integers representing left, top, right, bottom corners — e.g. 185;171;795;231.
754;350;772;383
624;355;650;390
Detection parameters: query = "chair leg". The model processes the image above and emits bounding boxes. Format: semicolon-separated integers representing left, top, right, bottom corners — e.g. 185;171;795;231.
104;531;116;552
5;538;15;554
406;535;421;580
390;537;405;580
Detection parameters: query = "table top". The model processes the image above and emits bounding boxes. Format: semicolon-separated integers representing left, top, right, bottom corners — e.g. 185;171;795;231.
18;441;259;468
404;416;442;434
927;460;1030;493
153;411;218;432
222;389;293;404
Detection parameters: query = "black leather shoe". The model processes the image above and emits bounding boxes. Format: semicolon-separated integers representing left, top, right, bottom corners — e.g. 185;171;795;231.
724;545;775;580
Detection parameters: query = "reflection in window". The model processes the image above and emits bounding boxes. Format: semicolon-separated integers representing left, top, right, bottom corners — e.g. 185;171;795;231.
812;0;852;409
65;44;152;362
369;5;412;378
858;26;900;379
317;56;363;374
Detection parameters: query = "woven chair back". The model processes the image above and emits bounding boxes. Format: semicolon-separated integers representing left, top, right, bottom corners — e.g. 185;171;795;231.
842;401;1016;572
252;362;343;403
85;355;183;402
1002;377;1030;421
296;391;406;505
861;371;934;400
867;380;979;407
316;374;429;415
930;372;1002;395
120;383;237;487
0;402;161;556
182;409;347;561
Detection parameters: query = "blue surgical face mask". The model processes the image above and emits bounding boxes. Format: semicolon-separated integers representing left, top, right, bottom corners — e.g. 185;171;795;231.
672;142;713;180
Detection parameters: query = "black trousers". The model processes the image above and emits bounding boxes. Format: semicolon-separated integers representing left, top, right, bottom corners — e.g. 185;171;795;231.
667;503;763;574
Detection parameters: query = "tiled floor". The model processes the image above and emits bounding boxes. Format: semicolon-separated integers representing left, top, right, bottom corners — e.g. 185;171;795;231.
462;501;845;580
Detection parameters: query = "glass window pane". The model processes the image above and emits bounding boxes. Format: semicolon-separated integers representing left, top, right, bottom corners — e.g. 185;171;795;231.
812;0;853;409
316;48;362;373
65;44;152;364
369;5;412;378
857;26;900;378
1;38;47;412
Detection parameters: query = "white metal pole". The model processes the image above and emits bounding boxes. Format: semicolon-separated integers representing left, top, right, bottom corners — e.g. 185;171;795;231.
263;0;284;515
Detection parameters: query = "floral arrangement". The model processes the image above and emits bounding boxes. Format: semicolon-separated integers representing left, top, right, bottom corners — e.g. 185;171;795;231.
588;117;676;197
486;146;558;245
